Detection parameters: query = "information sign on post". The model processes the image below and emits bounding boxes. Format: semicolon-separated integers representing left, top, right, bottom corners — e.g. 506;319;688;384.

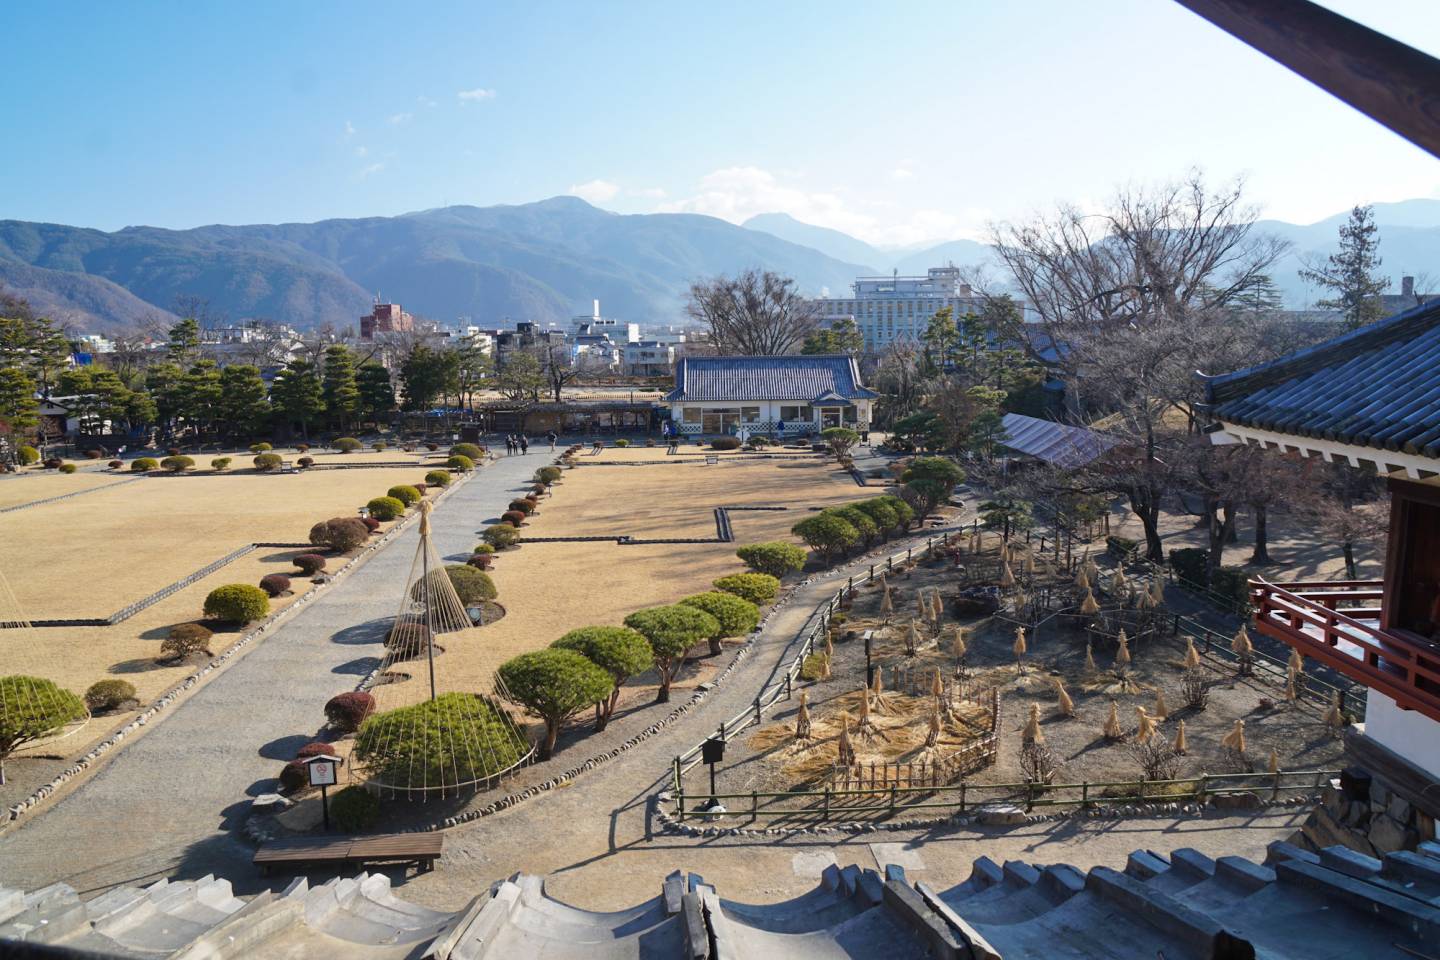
305;754;342;831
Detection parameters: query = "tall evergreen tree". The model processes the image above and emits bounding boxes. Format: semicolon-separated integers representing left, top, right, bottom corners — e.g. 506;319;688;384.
219;364;270;438
398;344;458;412
181;360;224;436
272;359;325;439
321;344;360;431
356;362;395;427
1298;205;1387;330
166;317;202;365
0;366;39;434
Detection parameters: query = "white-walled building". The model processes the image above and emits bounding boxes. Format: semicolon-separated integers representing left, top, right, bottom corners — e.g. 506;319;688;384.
622;340;675;377
810;265;991;352
665;354;876;436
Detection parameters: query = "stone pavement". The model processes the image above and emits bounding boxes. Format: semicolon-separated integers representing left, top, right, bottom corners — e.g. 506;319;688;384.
0;452;545;896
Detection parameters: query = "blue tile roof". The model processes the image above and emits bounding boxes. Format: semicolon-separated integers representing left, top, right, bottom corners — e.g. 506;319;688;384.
1205;298;1440;459
666;355;878;403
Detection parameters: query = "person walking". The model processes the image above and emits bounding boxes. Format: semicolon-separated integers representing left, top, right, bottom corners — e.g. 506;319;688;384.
505;435;515;456
519;434;529;455
546;429;557;451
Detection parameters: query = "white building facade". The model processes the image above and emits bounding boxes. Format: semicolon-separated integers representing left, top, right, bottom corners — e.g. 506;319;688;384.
810;266;989;352
665;354;876;437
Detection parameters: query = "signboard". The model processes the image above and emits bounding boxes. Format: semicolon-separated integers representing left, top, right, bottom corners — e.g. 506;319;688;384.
306;757;339;787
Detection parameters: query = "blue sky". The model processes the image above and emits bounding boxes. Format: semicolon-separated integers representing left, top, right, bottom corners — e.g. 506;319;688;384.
2;0;1437;244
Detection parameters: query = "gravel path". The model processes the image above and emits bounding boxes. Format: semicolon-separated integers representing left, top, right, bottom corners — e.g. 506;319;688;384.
0;453;543;895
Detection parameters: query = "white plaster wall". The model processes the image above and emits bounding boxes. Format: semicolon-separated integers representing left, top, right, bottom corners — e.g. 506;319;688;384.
1364;688;1440;780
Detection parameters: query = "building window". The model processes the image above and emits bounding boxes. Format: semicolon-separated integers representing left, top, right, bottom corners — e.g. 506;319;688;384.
742;406;760;422
682;407;701;423
780;405;812;421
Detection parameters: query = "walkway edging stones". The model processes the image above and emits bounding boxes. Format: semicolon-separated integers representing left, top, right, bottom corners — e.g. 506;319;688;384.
2;466;481;832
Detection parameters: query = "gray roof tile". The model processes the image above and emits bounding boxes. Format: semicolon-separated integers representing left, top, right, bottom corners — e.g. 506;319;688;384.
666;355;878;403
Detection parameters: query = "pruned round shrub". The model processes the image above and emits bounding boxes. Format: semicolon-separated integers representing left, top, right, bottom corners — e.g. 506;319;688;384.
711;437;742;451
508;499;536;515
425;442;439;451
253;452;283;471
162;622;214;661
425;470;451;487
792;513;858;561
879;494;915;528
385;618;433;661
531;483;547;497
387;485;421;506
333;437;362;453
203;584;270;623
330;785;380;832
680;592;761;653
500;510;527;527
361;516;380;533
310;517;370;552
42;458;61;469
614;438;630;447
736;542;808;578
84;679;136;712
293;553;327;576
296;443;310;453
259;573;292;597
325;691;375;733
473;543;495;555
854;498;899;534
366;495;406;521
84;448;103;459
411;564;497;604
713;572;781;604
295;740;335;760
249;442;273;453
412;482;427;495
482;523;520;549
130;457;159;472
161;455;194;473
537;466;562;484
497;649;614;759
297;456;314;468
108;459;123;469
450;443;483;460
447;454;475;472
58;463;77;474
354;693;526;787
466;553;493;570
16;445;39;465
211;457;232;471
279;760;308;793
372;441;387;452
166;447;181;457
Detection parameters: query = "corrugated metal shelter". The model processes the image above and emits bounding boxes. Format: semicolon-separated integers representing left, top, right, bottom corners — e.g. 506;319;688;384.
999;413;1117;469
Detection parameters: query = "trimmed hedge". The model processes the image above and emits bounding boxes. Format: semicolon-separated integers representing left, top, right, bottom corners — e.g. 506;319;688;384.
333;437;362;453
366;496;406;521
424;470;452;487
295;740;335;760
293;553;327;575
161;455;195;473
249;442;273;453
161;623;213;660
447;454;475;472
450;443;484;460
259;573;292;597
330;785;380;832
310;517;369;552
361;516;381;533
58;463;77;474
466;553;493;570
279;760;307;792
211;457;232;471
84;679;136;712
324;691;375;733
536;466;562;484
713;572;780;604
108;459;123;469
736;541;807;578
387;485;422;506
130;457;159;472
17;445;38;465
410;564;497;604
203;584;270;623
482;523;520;549
297;456;314;468
711;437;742;450
253;453;283;471
500;510;527;527
354;693;526;787
508;499;535;515
679;592;760;653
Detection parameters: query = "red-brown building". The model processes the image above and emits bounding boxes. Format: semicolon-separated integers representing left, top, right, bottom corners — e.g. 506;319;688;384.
359;301;414;340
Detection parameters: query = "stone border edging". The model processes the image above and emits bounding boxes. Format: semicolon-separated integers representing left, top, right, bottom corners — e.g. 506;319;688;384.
2;468;479;830
651;792;1325;839
0;476;145;514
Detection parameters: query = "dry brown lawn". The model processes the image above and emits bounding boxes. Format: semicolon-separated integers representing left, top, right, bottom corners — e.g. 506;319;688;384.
0;471;128;509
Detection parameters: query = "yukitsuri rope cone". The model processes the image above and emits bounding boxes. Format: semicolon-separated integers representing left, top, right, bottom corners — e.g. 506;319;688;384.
353;500;532;800
1173;719;1188;755
794;692;812;741
0;565;89;785
1054;678;1076;717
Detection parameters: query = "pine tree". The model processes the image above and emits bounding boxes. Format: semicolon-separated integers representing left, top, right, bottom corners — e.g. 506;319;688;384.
1298;205;1387;330
166;317;202;365
272;359;325;440
321;344;360;431
356;362;395;428
219;364;270;438
0;366;39;434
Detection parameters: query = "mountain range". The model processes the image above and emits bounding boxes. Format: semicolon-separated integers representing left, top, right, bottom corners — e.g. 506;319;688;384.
2;197;1437;333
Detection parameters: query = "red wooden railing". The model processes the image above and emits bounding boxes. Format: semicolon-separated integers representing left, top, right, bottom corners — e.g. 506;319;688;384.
1250;578;1440;724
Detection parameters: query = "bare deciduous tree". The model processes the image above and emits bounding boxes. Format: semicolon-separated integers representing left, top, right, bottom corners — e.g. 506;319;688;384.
685;269;818;355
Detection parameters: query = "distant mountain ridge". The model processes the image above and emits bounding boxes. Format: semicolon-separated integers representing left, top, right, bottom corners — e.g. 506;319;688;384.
0;197;870;333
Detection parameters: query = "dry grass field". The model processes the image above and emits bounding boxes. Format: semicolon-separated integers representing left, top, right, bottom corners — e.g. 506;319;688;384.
372;456;869;713
0;471;129;509
0;464;447;755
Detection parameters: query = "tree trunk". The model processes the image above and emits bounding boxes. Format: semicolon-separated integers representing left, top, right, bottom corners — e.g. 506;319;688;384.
1250;505;1272;565
541;719;559;760
657;665;673;703
1342;541;1358;580
594;701;608;732
1130;494;1164;562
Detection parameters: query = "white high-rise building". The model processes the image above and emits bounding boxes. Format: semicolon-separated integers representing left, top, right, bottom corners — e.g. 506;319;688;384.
810;266;993;352
570;299;639;344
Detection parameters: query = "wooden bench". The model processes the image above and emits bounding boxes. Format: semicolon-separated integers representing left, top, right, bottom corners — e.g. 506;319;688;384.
253;833;444;876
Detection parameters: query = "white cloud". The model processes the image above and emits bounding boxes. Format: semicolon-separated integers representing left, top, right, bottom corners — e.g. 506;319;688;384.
457;87;497;103
388;112;412;125
660;166;972;247
631;186;667;199
568;179;620;203
416;95;437;109
344;120;356;137
356;162;385;180
890;167;914;181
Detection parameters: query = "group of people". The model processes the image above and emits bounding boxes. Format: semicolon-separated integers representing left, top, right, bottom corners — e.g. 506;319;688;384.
503;430;559;455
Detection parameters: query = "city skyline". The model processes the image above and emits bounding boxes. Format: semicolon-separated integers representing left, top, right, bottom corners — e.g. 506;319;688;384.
2;0;1438;245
